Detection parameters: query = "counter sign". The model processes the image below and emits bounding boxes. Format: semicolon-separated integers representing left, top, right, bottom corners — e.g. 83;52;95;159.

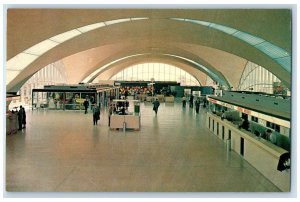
236;106;251;115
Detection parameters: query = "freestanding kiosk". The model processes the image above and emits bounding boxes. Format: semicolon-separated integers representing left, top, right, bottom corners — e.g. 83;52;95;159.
110;99;141;131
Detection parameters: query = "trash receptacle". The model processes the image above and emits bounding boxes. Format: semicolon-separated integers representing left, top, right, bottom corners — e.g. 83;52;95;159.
134;104;140;113
226;139;231;152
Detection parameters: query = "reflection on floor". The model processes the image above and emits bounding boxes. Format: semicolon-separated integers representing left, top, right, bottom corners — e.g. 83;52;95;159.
6;102;281;192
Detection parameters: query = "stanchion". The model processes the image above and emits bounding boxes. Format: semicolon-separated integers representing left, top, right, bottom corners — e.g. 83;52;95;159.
123;122;126;133
226;139;231;152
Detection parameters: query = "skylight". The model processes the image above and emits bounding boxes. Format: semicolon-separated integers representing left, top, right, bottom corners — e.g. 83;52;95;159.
210;24;237;35
255;41;290;58
131;17;149;21
49;29;82;43
7;53;39;71
184;19;210;26
232;31;265;45
24;40;59;55
171;18;291;73
77;22;106;33
274;57;291;71
104;19;131;25
6;71;20;85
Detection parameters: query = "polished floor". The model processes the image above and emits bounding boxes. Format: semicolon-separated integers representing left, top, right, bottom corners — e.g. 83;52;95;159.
6;101;281;192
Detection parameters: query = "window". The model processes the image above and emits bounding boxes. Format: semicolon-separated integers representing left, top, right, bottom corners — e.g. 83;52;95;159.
251;116;258;123
110;62;200;86
11;61;68;107
266;121;280;132
237;61;284;94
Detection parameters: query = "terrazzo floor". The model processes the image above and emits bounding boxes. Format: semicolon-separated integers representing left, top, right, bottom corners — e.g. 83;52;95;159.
5;101;281;193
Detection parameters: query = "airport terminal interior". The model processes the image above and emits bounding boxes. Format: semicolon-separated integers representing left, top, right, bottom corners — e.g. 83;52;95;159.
5;9;292;193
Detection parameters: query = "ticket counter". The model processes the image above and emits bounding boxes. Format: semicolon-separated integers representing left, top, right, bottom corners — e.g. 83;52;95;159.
207;112;290;191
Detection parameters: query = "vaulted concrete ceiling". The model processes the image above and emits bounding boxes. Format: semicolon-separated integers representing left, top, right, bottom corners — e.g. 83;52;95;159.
6;9;292;92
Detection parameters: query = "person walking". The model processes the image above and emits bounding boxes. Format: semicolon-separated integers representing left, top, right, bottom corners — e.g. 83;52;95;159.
152;98;160;115
16;108;21;131
189;94;194;108
92;103;100;125
182;96;186;108
17;106;23;130
108;104;113;126
83;98;89;114
195;97;200;113
203;97;207;108
21;106;26;128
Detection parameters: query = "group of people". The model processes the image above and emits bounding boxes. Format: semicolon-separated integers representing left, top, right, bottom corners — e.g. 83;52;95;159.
10;105;26;131
6;105;26;135
182;95;203;114
119;86;155;98
18;106;26;130
83;98;100;125
238;116;277;145
256;129;277;145
217;110;278;146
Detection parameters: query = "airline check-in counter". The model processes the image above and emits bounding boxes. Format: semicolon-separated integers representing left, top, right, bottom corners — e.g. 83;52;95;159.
109;99;141;131
206;91;291;192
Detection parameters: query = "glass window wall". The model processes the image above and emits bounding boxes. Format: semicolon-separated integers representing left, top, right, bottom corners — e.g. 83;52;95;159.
110;63;200;86
9;61;68;110
238;61;285;94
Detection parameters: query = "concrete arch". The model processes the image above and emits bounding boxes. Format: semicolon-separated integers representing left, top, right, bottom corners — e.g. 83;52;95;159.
94;57;211;86
60;42;246;88
8;9;291;59
7;9;291;92
79;45;231;86
84;53;228;86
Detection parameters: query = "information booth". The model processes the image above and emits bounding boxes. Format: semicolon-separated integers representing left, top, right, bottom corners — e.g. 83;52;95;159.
109;99;141;131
